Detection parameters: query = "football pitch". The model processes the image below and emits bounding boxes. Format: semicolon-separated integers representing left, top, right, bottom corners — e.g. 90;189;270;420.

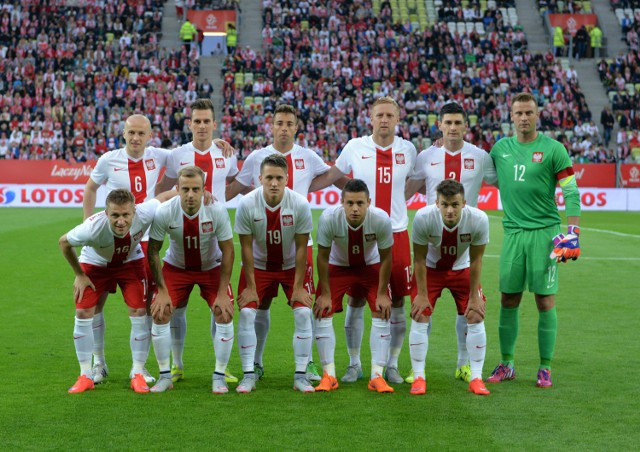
1;208;639;450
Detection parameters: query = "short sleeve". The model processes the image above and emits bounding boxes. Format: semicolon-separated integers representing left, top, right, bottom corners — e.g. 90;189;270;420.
472;210;490;246
315;210;334;248
411;209;429;246
482;151;498;185
335;141;354;174
90;153;109;185
164;152;178;179
227;155;239;178
213;204;233;241
149;204;169;241
233;197;253;235
411;150;427;180
377;215;394;250
295;196;314;235
66;221;94;247
234;152;256;187
309;151;331;176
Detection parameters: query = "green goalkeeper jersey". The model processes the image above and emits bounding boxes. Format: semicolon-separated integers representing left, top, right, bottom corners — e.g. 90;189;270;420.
490;133;574;230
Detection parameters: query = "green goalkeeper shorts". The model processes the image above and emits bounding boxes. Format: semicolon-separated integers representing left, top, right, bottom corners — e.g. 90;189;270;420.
499;225;561;295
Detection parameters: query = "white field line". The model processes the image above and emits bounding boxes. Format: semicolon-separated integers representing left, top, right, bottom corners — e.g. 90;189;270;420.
487;215;640;239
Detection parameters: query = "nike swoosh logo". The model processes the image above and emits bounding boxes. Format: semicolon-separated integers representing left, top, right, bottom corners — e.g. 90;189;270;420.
221;337;234;342
92;324;103;329
180;161;190;165
410;343;425;346
475;345;486;349
334;235;345;238
169;226;179;229
114;168;127;172
134;337;148;341
253;218;264;222
240;345;255;349
361;155;373;159
390;321;404;325
381;334;391;338
295;336;311;340
430;162;442;166
502;154;510;158
73;336;83;340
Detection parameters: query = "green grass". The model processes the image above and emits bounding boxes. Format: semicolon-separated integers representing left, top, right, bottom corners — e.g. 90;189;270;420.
1;208;639;450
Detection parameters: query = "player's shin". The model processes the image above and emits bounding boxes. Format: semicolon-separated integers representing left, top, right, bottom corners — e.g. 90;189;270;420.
293;307;313;373
499;307;519;364
370;318;391;379
315;317;336;377
74;317;94;376
238;308;257;373
254;309;270;367
466;321;486;381
92;312;106;365
170;307;187;369
214;322;234;374
344;304;365;366
456;315;469;368
130;316;150;373
388;305;406;368
409;320;429;380
538;307;557;369
151;322;171;377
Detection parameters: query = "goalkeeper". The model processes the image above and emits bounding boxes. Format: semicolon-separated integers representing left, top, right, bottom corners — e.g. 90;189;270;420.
486;93;581;389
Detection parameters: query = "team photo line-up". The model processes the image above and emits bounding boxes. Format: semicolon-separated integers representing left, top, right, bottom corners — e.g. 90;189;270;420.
59;94;581;396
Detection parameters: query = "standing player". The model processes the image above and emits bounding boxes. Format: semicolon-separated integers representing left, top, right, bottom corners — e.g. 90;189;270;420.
487;92;581;388
404;102;497;383
60;188;174;394
147;166;235;394
233;154;315;393
155;98;239;384
409;180;491;396
309;96;417;384
313;179;395;393
226;104;348;381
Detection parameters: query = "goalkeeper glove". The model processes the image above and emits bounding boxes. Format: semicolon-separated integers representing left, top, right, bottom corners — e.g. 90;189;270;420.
551;225;580;263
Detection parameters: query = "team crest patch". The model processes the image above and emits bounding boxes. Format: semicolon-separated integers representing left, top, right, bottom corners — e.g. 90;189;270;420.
395;153;405;164
460;233;471;243
201;221;213;233
532;152;543;163
464;158;474;170
282;215;294;226
145;159;156;171
295;159;305;170
133;231;143;242
215;158;226;168
365;233;377;242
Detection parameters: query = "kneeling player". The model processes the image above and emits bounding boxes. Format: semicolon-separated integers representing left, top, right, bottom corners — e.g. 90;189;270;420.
409;179;490;395
147;166;235;393
314;179;395;393
234;154;315;393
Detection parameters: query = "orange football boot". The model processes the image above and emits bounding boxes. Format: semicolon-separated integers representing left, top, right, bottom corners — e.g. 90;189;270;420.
130;373;150;393
368;374;394;393
410;376;427;395
315;373;339;392
68;375;95;394
469;378;491;395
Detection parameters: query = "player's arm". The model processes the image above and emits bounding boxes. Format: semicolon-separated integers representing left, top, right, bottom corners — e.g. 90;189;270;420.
466;244;486;321
237;234;259;308
313;244;332;319
82;178;100;220
410;242;432;319
155;189;178;203
405;178;426;200
291;233;313;307
376;246;393;320
59;233;95;304
155;174;178;196
214;238;235;323
213;138;235;158
225;179;251;201
553;167;582;262
308;166;346;192
147;237;173;322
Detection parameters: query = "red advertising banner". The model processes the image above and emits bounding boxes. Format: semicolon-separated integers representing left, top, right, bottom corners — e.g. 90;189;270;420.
0;161;96;184
406;187;500;210
572;163;616;188
548;14;598;36
187;10;237;32
620;164;640;188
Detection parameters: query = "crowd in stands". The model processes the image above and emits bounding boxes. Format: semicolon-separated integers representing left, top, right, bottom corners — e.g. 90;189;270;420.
216;0;609;163
0;0;208;161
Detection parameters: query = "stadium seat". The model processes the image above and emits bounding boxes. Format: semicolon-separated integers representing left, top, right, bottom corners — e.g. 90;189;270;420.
468;114;478;126
501;123;511;134
626;83;635;96
422;137;432;149
428;114;438;127
235;73;244;86
244;72;254;83
632;147;640;162
565;130;574;140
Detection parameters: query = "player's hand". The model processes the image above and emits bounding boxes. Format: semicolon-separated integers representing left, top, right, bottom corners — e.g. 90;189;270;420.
73;274;95;304
465;290;485;320
203;190;217;205
375;293;392;320
410;293;433;320
151;291;174;323
551;226;580;263
237;287;259;309
291;287;313;308
214;292;234;323
313;294;332;319
214;138;236;158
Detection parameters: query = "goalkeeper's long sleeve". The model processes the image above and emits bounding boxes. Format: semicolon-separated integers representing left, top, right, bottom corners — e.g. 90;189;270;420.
559;175;581;217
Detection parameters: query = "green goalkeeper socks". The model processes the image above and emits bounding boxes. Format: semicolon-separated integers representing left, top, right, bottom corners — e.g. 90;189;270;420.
498;306;519;365
538;307;558;369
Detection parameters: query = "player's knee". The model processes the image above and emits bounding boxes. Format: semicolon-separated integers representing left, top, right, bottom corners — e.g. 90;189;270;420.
501;292;522;308
347;296;366;308
129;307;147;317
411;312;429;323
391;296;405;307
214;305;233;324
75;308;95;319
466;310;484;324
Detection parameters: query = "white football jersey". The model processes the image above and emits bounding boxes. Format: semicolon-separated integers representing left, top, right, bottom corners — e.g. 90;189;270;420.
316;205;393;267
149;196;233;271
165;142;239;204
67;200;160;266
234;187;313;271
412;204;489;271
90;147;171;203
335;136;417;232
235;144;330;195
411;142;497;207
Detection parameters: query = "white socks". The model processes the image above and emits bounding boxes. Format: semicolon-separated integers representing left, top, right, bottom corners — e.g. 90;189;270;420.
466;321;487;381
130;316;149;373
314;317;336;377
409;319;429;380
92;312;106;365
388;306;406;368
74;317;93;376
238;308;257;373
254;309;270;367
170;306;187;369
213;322;234;374
456;314;469;368
370;318;390;379
293;307;312;373
344;304;364;367
151;322;171;374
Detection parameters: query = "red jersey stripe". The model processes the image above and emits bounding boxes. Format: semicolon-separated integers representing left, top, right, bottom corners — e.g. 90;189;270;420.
183;215;202;271
108;232;131;268
347;227;366;267
444;152;462;181
127;159;147;204
375;148;393;216
436;227;458;270
285;154;294;189
195;152;213;193
265;207;284;271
